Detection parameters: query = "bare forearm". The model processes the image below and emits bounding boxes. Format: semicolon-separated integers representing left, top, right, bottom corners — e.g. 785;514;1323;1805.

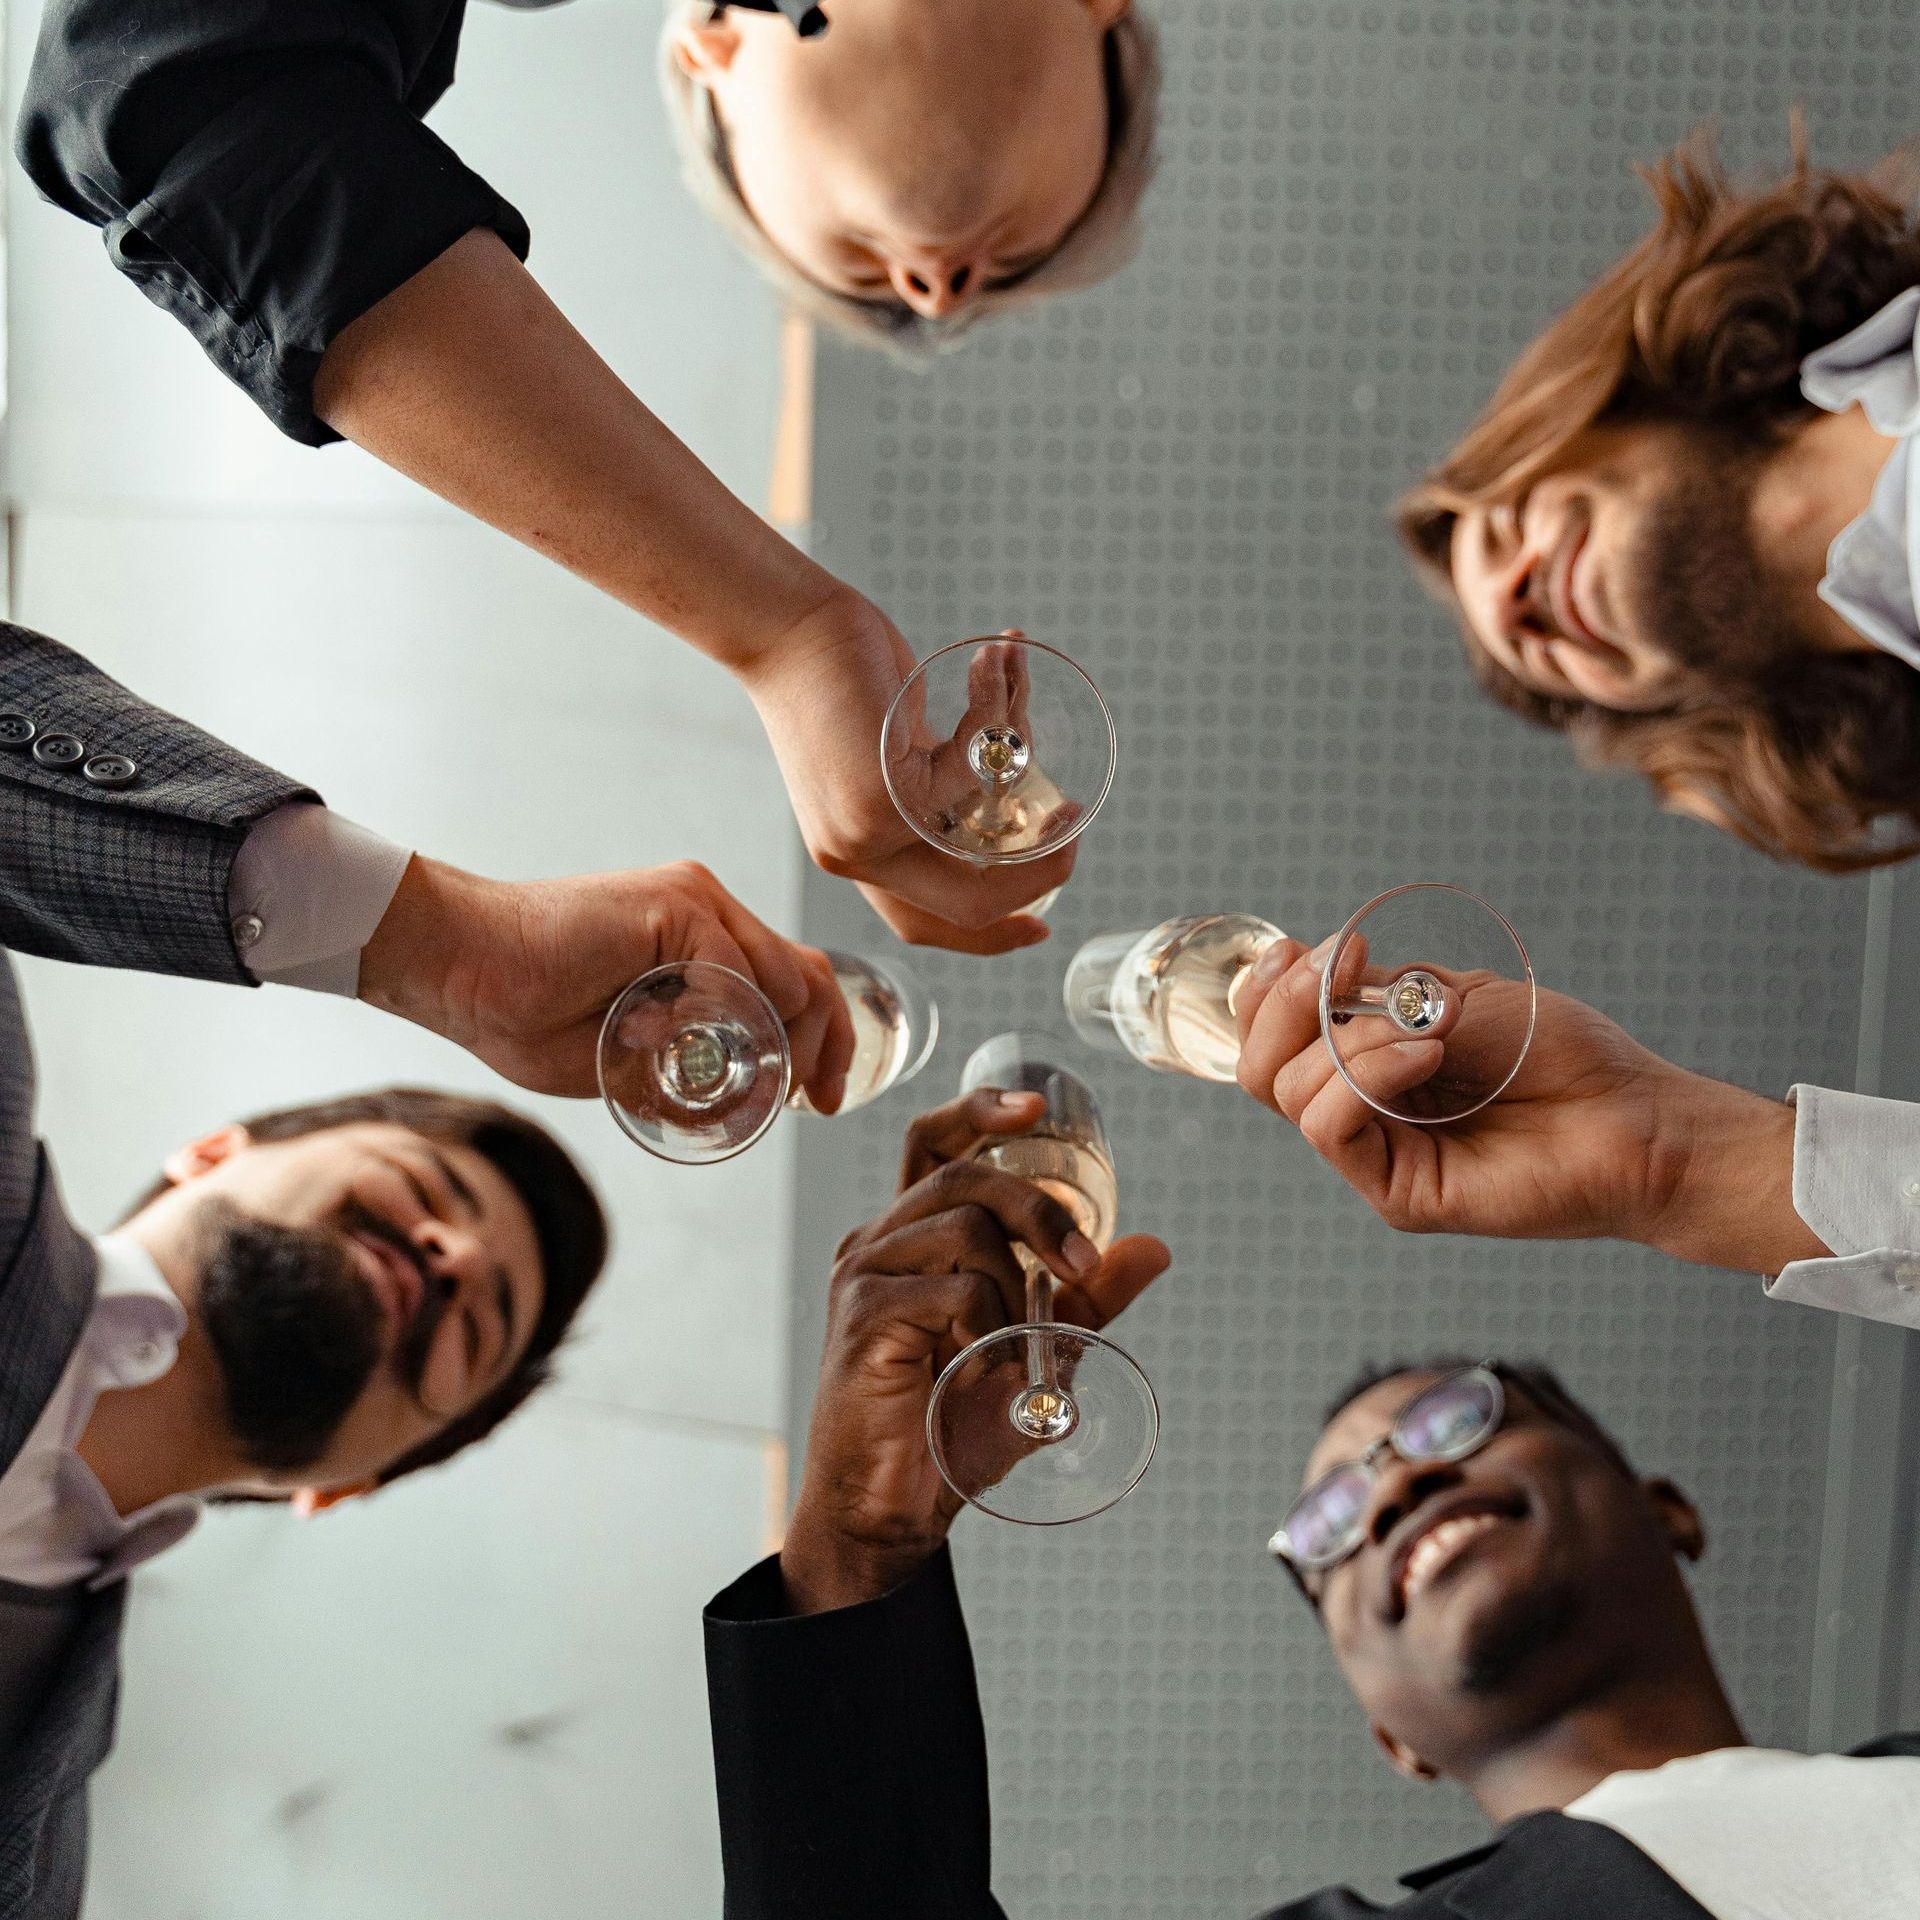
312;229;848;670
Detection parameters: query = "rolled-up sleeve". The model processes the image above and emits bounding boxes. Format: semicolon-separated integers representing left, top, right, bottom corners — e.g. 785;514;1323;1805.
1766;1085;1920;1330
18;0;531;445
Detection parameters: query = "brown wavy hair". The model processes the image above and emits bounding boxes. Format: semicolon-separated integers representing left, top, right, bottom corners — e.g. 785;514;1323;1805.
1398;128;1920;871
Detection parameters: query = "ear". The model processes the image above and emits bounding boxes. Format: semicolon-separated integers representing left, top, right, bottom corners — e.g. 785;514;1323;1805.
672;13;744;85
291;1482;376;1518
1659;781;1736;834
162;1123;253;1188
1552;638;1689;713
1644;1477;1706;1563
1371;1722;1439;1784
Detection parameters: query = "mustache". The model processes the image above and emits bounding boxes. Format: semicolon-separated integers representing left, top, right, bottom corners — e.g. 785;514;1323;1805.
335;1197;449;1397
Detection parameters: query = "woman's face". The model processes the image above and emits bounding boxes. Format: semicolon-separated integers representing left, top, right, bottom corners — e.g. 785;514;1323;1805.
676;0;1128;318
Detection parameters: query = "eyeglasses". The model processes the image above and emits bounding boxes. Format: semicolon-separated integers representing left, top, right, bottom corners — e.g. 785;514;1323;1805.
1268;1365;1505;1574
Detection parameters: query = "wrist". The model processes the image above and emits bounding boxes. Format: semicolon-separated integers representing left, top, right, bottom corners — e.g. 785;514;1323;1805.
732;580;883;694
1640;1072;1829;1274
779;1500;944;1617
357;855;502;1045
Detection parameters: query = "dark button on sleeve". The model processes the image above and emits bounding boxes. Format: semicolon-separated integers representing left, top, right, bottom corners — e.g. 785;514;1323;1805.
31;733;84;768
82;753;140;789
0;714;36;748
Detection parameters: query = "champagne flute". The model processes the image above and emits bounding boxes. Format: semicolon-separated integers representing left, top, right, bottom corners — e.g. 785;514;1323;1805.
598;951;937;1164
881;636;1115;901
925;1033;1159;1526
1063;884;1535;1124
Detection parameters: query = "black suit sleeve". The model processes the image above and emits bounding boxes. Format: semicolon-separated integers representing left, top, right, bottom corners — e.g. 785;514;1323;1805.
0;623;316;982
704;1546;1006;1920
17;0;530;446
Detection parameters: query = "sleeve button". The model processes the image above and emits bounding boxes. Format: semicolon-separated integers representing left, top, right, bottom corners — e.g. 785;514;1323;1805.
231;913;265;951
82;753;139;789
0;713;37;748
31;732;84;768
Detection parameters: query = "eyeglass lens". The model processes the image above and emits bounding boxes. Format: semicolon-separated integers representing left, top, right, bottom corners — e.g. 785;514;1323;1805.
1279;1370;1501;1569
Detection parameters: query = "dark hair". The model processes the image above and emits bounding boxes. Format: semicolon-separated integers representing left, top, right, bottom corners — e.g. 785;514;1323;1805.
1281;1355;1638;1608
126;1087;608;1488
1397;126;1920;871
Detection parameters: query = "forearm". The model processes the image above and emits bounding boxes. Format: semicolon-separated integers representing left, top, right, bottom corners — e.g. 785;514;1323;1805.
312;230;851;670
1640;1073;1831;1275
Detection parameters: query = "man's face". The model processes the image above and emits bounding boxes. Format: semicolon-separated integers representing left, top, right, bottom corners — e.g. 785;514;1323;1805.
680;0;1119;319
160;1123;546;1491
1445;422;1799;712
1298;1371;1696;1781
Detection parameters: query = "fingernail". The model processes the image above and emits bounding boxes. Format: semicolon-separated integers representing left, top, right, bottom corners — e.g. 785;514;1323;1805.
1063;1231;1099;1274
1394;1038;1439;1055
1307;936;1337;973
994;1091;1032;1110
1247;941;1291;986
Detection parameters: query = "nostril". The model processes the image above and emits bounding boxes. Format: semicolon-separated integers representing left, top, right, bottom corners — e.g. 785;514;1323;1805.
905;270;931;295
949;265;971;296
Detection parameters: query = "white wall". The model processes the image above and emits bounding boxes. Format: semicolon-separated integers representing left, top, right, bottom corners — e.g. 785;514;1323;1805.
5;2;800;1912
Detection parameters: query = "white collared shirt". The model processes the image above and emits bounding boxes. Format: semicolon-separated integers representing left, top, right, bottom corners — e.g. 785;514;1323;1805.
1801;285;1920;669
0;1236;201;1589
1769;1084;1920;1330
1566;1745;1920;1918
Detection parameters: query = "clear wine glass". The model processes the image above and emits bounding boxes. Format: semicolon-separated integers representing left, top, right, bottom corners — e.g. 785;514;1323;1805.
925;1033;1159;1525
1063;884;1535;1125
597;950;938;1165
881;634;1115;872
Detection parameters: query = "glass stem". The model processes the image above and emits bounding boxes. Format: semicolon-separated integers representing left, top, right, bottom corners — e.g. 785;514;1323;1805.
1024;1254;1060;1391
1328;981;1395;1021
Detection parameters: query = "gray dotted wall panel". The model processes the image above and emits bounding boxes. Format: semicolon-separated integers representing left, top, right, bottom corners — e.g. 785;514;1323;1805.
791;3;1910;1913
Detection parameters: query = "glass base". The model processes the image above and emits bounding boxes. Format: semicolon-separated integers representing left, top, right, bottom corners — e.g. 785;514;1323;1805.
927;1322;1159;1526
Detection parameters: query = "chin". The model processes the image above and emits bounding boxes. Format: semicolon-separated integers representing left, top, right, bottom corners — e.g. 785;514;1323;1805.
1455;1576;1585;1699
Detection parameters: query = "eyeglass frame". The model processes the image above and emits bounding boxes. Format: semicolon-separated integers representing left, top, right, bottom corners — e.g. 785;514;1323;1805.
1268;1362;1506;1577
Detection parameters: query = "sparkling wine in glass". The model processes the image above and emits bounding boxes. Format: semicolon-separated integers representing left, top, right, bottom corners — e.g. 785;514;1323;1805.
598;951;937;1164
1064;885;1534;1124
881;634;1115;869
925;1034;1158;1526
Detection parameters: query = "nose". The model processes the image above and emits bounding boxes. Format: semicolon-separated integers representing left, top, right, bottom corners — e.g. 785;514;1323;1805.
1364;1455;1463;1553
414;1219;489;1308
886;251;982;319
1460;503;1540;648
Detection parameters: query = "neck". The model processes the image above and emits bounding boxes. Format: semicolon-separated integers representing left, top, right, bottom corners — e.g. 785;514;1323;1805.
75;1231;249;1515
1752;404;1902;655
1460;1657;1747;1826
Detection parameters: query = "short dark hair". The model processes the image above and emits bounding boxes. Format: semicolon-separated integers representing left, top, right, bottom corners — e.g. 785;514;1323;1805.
126;1087;609;1488
1397;127;1920;871
1281;1355;1639;1609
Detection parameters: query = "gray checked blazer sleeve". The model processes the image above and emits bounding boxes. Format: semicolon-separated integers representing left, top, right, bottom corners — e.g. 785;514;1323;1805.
0;621;318;983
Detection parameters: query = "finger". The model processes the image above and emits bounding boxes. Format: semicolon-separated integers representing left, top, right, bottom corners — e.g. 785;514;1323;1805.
1052;1234;1172;1334
836;1263;1015;1362
856;882;1052;956
877;1159;1100;1284
1232;935;1309;1041
1299;1039;1444;1160
610;925;757;1053
705;889;812;1023
787;946;858;1114
1235;942;1327;1115
858;837;1077;933
898;1088;1050;1188
851;1209;1029;1330
1271;992;1413;1124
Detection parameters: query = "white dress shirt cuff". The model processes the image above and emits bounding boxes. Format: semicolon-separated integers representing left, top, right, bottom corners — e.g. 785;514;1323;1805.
1765;1084;1920;1330
227;803;414;997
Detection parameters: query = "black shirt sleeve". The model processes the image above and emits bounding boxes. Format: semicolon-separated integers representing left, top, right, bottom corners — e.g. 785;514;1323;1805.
704;1546;1006;1920
17;0;531;446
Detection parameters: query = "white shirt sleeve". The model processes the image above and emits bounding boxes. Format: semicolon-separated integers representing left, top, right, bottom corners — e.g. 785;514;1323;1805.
225;802;415;997
1766;1084;1920;1329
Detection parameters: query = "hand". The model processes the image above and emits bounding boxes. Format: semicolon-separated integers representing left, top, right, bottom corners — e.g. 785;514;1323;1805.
738;592;1075;954
779;1091;1171;1614
1232;937;1829;1274
357;856;855;1105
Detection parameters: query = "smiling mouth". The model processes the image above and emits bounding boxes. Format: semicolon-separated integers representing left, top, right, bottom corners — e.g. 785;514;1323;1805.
1550;525;1603;647
349;1231;425;1340
1394;1503;1521;1611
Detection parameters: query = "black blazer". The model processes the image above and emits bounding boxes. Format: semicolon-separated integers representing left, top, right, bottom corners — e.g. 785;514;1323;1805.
704;1546;1920;1920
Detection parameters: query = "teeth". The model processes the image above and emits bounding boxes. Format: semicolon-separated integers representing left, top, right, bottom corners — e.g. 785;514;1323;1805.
1401;1512;1502;1604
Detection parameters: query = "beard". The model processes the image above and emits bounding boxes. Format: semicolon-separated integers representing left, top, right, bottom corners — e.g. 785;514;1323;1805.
195;1200;383;1473
1457;1576;1583;1698
1623;440;1827;679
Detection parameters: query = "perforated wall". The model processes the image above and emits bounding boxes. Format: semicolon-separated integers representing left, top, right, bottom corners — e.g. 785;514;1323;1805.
792;3;1911;1911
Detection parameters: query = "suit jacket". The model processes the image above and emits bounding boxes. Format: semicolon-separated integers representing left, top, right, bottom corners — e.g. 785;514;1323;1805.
704;1546;1920;1920
0;621;311;1917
